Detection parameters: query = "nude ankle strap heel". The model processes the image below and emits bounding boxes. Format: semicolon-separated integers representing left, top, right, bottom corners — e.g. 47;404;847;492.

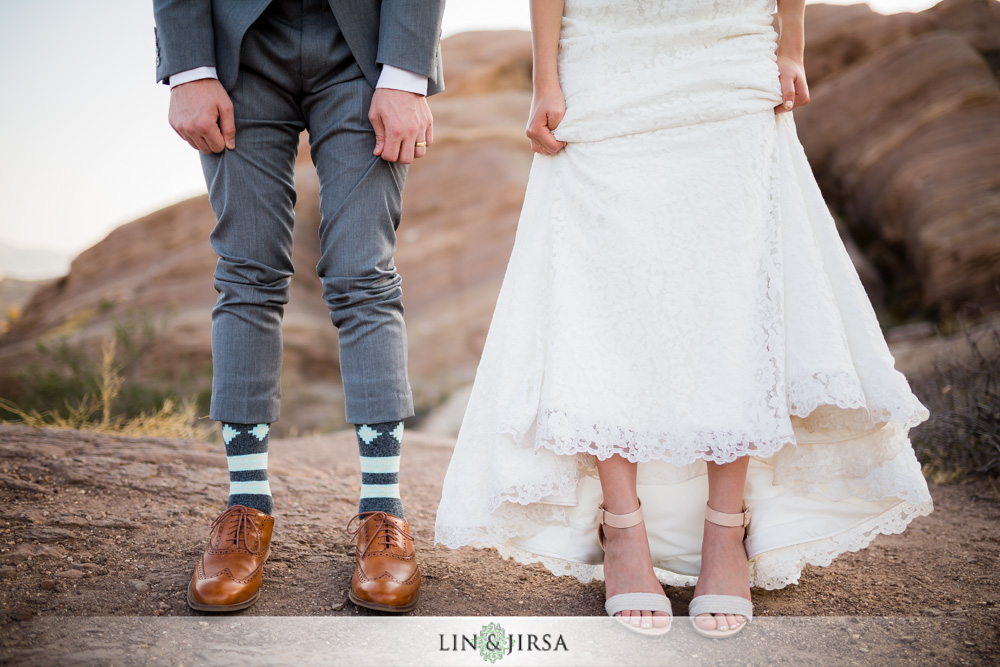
690;502;753;639
597;500;673;636
704;502;751;532
598;500;645;551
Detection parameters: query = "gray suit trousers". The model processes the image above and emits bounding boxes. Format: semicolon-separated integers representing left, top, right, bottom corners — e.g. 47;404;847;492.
202;0;414;426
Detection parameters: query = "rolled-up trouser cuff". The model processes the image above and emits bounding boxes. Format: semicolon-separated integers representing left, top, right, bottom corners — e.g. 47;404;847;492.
345;389;414;426
209;396;281;425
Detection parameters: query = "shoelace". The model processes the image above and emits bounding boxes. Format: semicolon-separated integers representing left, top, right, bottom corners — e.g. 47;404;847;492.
211;505;263;554
346;511;413;554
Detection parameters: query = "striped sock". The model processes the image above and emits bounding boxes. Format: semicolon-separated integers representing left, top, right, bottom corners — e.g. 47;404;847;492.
355;420;404;519
222;422;272;515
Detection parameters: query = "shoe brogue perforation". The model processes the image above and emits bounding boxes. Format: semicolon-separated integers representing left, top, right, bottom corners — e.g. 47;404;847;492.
187;505;274;612
356;550;413;561
346;511;421;612
197;559;265;584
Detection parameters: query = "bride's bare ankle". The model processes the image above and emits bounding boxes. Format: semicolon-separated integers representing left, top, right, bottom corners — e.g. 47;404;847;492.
601;497;640;515
703;519;746;540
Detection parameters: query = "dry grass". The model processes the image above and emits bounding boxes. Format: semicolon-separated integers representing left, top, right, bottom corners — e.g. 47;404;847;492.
0;336;203;440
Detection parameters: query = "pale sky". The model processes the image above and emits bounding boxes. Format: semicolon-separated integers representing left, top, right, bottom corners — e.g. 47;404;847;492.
0;0;943;274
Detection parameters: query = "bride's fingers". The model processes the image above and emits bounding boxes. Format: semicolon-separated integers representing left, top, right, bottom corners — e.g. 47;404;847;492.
795;76;811;108
546;108;566;131
777;69;796;113
529;137;550;155
534;128;565;153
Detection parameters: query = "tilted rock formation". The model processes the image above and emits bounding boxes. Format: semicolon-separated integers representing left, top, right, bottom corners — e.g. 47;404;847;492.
0;31;534;434
3;1;998;432
795;0;1000;319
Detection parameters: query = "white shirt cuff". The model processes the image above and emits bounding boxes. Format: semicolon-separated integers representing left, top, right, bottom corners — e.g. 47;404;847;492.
376;64;429;96
168;66;218;89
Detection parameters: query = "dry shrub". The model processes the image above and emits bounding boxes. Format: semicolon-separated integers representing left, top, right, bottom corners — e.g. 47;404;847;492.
1;335;203;440
910;320;1000;483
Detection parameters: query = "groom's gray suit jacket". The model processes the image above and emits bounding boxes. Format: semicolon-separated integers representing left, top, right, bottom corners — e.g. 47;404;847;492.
153;0;445;95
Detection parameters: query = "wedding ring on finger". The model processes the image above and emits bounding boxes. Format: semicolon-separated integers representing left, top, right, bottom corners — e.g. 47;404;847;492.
415;142;427;148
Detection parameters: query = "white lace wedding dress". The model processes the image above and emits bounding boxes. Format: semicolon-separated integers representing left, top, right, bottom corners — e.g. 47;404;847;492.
434;0;933;590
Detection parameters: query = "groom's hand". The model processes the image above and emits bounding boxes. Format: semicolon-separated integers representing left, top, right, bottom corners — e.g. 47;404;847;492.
369;88;434;165
168;78;236;154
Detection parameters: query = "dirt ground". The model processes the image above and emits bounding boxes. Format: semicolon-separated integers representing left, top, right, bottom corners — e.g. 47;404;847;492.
0;424;998;664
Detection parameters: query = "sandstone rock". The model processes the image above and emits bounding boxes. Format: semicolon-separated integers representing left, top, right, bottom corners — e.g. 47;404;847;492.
18;527;80;543
1;509;46;524
434;30;533;97
51;515;88;528
10;607;34;622
0;475;46;494
2;7;996;433
803;0;1000;87
796;19;1000;319
0;31;534;436
53;569;86;579
419;383;473;439
1;544;68;563
0;278;48;332
91;518;143;530
889;312;1000;381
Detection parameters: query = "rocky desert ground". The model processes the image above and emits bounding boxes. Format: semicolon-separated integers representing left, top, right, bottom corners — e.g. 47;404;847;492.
0;424;998;665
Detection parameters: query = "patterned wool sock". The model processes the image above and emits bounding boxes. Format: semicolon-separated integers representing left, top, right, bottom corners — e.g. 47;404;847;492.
355;420;405;519
222;422;273;515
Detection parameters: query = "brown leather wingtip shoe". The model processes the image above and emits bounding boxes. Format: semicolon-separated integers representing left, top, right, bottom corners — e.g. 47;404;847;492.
347;511;421;613
187;504;274;612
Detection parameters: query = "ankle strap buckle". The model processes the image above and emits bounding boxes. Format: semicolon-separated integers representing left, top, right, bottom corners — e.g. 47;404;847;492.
705;502;751;529
598;500;644;529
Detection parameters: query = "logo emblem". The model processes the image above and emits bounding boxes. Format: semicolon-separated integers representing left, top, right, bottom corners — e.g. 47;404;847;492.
477;622;507;663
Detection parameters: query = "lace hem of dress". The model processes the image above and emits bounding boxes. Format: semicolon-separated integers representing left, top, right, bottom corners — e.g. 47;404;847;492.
531;415;797;467
749;499;933;590
447;500;933;591
436;499;572;552
490;463;583;512
787;372;929;431
501;390;927;475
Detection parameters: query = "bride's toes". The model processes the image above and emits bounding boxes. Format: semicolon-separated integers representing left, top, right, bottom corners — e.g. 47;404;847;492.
621;610;670;630
694;612;742;632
